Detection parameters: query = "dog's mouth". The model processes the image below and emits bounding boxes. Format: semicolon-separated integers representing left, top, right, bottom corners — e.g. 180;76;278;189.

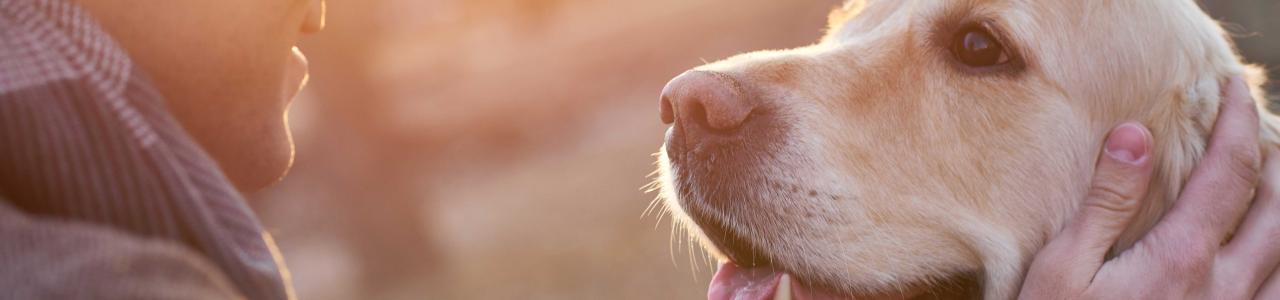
710;262;979;300
663;115;983;299
669;163;983;299
692;213;978;300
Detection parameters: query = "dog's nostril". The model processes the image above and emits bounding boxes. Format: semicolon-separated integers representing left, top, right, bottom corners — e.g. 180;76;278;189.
687;101;715;132
660;96;676;125
658;70;757;133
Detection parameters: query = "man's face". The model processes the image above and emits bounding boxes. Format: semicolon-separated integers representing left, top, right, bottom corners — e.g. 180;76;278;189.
78;0;326;191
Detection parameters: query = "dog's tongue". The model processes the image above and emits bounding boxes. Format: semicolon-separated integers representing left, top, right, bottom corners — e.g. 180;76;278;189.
709;262;861;300
709;262;785;300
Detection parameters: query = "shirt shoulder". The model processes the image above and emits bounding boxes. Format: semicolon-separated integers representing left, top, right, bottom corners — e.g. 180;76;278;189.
0;0;133;96
0;200;244;300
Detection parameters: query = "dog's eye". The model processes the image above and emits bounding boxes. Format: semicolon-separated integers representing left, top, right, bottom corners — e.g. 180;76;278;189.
951;25;1010;67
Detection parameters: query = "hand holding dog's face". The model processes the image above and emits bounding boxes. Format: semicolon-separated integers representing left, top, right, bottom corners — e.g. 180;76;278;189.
655;0;1277;299
1021;77;1280;300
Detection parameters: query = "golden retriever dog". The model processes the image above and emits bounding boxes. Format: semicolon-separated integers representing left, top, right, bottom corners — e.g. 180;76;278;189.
653;0;1277;299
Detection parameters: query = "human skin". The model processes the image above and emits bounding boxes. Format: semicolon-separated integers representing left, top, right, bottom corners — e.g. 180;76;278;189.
1021;77;1280;299
74;0;326;191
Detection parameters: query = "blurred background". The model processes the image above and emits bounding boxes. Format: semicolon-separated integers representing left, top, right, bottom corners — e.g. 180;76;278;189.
247;1;1279;299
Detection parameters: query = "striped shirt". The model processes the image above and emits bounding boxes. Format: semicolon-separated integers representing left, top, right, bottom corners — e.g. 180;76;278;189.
0;0;292;298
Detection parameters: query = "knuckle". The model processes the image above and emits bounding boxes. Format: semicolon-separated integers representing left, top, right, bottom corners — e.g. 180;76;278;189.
1085;184;1140;215
1225;144;1262;184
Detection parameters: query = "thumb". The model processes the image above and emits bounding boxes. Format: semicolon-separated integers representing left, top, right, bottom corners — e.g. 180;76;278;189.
1054;123;1156;268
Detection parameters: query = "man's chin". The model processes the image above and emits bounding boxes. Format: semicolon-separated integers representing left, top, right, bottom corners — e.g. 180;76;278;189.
220;125;295;193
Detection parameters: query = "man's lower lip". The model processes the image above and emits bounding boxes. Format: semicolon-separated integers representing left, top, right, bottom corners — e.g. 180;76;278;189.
284;47;310;103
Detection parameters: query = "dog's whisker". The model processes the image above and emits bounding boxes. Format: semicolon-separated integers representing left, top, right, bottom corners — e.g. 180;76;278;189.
650;151;665;159
640;194;663;219
669;217;684;269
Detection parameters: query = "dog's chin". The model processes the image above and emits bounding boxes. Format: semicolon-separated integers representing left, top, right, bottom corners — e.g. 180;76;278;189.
664;144;983;299
708;249;981;300
704;237;982;300
669;178;982;300
786;267;980;300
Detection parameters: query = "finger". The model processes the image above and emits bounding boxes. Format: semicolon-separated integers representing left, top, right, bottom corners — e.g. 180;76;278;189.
1049;123;1155;271
1149;76;1261;251
1218;149;1280;297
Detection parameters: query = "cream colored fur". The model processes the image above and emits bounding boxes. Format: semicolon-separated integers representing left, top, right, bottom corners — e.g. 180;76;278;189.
656;0;1278;299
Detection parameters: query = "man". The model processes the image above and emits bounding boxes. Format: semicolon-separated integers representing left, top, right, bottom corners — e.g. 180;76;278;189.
0;0;322;298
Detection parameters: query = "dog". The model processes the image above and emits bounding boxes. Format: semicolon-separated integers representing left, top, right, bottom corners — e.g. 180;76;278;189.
653;0;1277;299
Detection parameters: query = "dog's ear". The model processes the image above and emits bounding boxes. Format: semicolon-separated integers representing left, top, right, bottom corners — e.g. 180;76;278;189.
1109;64;1276;254
824;0;867;39
1187;64;1276;145
1184;65;1280;155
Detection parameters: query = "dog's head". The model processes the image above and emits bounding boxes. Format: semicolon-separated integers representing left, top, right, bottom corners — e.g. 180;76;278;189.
655;0;1276;299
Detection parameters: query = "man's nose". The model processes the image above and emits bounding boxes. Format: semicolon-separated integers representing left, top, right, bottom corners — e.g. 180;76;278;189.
659;70;757;133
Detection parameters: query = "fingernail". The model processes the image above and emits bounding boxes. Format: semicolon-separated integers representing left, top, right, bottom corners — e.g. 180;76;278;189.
1229;76;1246;91
1223;76;1247;99
1105;123;1150;164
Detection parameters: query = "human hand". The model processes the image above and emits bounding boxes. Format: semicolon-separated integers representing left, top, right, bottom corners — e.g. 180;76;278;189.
1019;77;1280;299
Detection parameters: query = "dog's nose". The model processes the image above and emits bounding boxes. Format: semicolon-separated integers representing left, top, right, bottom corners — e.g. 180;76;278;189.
659;71;755;132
